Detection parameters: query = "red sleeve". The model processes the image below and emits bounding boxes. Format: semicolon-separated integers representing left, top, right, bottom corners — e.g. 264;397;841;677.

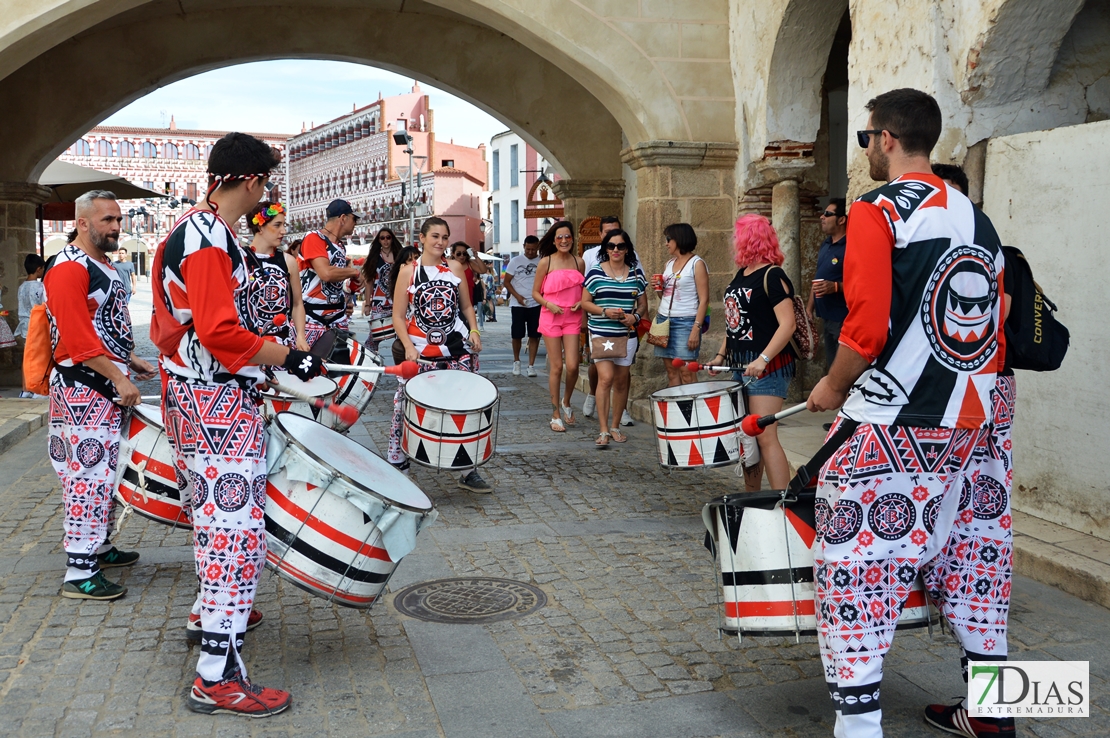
44;261;106;363
298;233;328;269
840;201;894;362
180;248;265;373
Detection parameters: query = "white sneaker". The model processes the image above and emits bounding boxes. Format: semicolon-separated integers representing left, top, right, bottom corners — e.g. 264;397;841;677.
512;361;521;376
525;365;537;377
582;395;596;417
621;410;634;426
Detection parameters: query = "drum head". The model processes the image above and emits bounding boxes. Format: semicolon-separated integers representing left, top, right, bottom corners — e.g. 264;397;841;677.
405;370;498;411
274;413;432;512
132;403;164;427
266;371;338;398
651;381;740;401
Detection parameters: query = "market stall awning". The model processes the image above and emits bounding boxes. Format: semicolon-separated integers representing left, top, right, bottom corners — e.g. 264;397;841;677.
38;160;167;219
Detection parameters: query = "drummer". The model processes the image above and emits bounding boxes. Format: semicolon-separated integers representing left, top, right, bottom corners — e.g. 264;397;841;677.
245;200;309;351
151;132;325;718
360;227;400;351
387;217;491;494
299;199;363;354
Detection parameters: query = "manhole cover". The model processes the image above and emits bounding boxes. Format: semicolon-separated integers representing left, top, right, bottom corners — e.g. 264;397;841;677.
393;577;547;624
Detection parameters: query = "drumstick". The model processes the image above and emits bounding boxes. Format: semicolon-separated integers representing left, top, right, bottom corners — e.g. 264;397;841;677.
260;312;287;336
674;358;747;373
324;360;419;379
267;379;361;427
739;403;808;436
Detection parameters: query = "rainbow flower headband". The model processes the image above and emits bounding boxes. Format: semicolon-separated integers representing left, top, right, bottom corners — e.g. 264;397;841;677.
252;202;285;228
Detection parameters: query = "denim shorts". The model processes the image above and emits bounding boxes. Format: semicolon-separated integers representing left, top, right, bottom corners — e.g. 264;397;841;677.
732;370;790;398
651;315;700;360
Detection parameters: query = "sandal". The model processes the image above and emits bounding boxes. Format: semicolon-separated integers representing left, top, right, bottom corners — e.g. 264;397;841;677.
595;432;611;447
561;404;576;425
609;428;628;443
550;416;566;433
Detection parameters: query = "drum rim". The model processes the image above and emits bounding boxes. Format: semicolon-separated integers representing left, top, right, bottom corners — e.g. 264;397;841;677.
703;488;817;507
404;370;499;413
658;458;739;470
650;380;742;402
262;374;339;399
131;403;163;425
272;412;433;513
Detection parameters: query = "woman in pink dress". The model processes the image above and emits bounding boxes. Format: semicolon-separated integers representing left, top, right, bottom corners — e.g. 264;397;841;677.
532;220;584;432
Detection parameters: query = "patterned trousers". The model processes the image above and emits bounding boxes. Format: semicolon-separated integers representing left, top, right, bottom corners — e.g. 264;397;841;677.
814;420;994;738
48;376;123;581
387;354;477;465
163;379;267;683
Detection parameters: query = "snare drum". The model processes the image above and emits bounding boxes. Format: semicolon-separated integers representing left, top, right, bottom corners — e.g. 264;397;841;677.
116;404;191;528
261;371;338;422
369;317;396;344
402;370;498;469
703;491;935;637
326;337;383;432
265;413;437;608
651;381;753;469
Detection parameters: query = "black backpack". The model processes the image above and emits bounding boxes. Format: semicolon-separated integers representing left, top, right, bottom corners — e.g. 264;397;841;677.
1001;245;1068;371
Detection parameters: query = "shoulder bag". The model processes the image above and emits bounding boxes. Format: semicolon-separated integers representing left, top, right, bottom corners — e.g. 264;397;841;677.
646;259;677;348
762;267;818;361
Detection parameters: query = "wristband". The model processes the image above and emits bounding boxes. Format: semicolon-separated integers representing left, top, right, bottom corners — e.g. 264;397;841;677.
760;353;771;363
470;329;481;335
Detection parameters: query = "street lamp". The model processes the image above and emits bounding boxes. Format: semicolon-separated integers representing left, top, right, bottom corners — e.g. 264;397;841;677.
393;122;417;247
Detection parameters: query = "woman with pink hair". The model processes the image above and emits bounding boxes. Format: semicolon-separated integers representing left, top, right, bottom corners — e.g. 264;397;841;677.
709;214;796;490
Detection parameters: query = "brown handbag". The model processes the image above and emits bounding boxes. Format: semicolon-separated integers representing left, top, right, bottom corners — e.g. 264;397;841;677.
646;272;676;348
590;333;629;360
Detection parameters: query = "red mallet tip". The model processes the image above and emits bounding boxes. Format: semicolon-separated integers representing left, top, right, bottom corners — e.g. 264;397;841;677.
272;313;287;326
740;414;763;437
385;361;421;380
685;361;701;372
671;358;685;367
333;403;360;426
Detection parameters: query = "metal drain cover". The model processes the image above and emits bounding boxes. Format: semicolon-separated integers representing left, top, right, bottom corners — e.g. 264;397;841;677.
393;577;547;624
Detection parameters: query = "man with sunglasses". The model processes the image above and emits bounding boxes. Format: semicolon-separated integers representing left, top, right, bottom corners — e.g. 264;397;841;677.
807;89;1009;738
808;198;848;373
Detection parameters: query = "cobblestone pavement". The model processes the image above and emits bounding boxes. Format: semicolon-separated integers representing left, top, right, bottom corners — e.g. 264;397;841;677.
0;305;1106;737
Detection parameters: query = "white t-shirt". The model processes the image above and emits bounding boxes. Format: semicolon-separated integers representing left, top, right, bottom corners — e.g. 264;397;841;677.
582;245;602;275
504;255;540;308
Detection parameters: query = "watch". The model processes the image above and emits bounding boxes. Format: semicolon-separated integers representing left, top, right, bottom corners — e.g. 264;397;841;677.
760;353;771;363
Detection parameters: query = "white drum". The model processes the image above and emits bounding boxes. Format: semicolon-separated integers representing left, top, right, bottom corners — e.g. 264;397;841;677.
651;381;757;469
369;317;397;344
116;404;191;528
402;370;498;469
261;371;338;422
265;413;437;608
703;491;935;637
326;338;383;432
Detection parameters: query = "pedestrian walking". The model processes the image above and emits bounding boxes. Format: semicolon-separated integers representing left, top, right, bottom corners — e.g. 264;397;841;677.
389;218;491;493
581;229;647;446
246;200;309;350
299;199;363;351
113;247;135;303
15;252;45;340
504;235;541;376
708;214;796;490
805;89;1007;738
533;220;585;432
45;190;154;601
650;223;709;387
580;216;625;422
361;227;401;350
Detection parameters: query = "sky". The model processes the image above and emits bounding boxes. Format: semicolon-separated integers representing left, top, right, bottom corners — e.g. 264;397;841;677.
101;60;507;147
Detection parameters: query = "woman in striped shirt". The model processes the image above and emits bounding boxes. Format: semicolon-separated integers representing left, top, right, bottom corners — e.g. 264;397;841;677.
581;229;647;446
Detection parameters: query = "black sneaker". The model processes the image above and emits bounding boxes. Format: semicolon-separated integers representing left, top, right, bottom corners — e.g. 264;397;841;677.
61;572;127;600
98;547;140;568
924;701;1015;737
458;470;492;494
391;460;411;477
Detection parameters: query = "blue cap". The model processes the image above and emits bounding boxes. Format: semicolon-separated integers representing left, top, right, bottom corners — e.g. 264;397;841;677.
326;199;361;220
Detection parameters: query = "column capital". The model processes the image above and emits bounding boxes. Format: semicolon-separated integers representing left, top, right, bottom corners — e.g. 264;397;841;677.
755;158;815;186
0;182;53;204
620;141;738;171
551;178;625;201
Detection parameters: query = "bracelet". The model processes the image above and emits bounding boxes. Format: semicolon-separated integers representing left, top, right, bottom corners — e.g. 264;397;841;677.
470;329;481;335
760;353;771;363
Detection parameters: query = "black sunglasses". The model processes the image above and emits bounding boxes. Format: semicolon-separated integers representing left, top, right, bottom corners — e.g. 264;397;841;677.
857;129;900;149
820;210;842;218
606;243;627;251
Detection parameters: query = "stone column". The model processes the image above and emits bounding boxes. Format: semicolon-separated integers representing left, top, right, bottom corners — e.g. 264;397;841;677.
550;179;625;232
619;141;739;418
771;179;801;290
0;182;52;384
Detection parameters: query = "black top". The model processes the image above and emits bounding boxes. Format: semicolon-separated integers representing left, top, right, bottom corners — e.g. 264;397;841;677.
1001;250;1015;377
814;235;848;322
723;265;796;373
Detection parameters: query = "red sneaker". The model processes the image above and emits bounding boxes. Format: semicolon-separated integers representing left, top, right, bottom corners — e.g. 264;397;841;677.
186;671;291;718
185;609;264;642
924;701;1015;737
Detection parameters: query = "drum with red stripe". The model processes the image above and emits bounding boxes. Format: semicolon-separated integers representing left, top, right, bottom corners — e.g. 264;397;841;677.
702;490;935;637
116;404;191;528
369;317;397;345
265;413;436;608
402;370;498;470
651;381;753;469
261;371;338;422
325;337;383;432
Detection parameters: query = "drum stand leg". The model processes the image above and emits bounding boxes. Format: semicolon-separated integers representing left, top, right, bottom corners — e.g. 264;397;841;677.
780;492;802;644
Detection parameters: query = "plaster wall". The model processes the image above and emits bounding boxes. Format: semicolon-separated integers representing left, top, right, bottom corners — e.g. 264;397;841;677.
982;119;1110;540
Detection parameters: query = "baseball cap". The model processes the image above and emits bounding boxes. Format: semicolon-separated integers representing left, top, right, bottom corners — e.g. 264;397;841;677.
326;199;361;220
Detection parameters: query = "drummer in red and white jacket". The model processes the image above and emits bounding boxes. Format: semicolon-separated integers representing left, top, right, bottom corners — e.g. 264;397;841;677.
45;190;156;601
151;133;324;719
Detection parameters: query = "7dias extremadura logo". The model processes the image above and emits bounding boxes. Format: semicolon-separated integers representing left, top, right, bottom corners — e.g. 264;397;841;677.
969;661;1089;717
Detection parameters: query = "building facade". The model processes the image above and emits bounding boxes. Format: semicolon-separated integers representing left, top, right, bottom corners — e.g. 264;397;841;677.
286;83;487;254
487;131;562;257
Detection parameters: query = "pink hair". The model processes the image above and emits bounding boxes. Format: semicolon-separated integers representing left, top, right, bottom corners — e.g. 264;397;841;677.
733;214;785;267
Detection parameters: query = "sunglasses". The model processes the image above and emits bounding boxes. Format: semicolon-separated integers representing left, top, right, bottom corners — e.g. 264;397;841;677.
554;234;574;241
820;210;841;218
606;243;628;251
856;129;900;149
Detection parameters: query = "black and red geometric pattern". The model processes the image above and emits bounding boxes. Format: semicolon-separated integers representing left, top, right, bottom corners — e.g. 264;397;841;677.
404;264;470;359
387;353;477;465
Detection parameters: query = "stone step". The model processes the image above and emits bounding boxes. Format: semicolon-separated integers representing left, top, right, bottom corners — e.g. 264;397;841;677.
1013;510;1110;611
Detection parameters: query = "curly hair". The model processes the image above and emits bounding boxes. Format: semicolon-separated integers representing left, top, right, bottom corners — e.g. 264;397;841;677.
732;214;784;267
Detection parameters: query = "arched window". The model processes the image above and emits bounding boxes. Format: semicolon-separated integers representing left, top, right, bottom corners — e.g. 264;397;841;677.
183;143;200;160
162;142;179;159
141;141;157;158
204;144;214;159
71;139;91;156
96;139;114;157
118;141;135;157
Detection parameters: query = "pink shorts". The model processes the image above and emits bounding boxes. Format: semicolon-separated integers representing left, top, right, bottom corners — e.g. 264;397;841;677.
538;306;582;337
